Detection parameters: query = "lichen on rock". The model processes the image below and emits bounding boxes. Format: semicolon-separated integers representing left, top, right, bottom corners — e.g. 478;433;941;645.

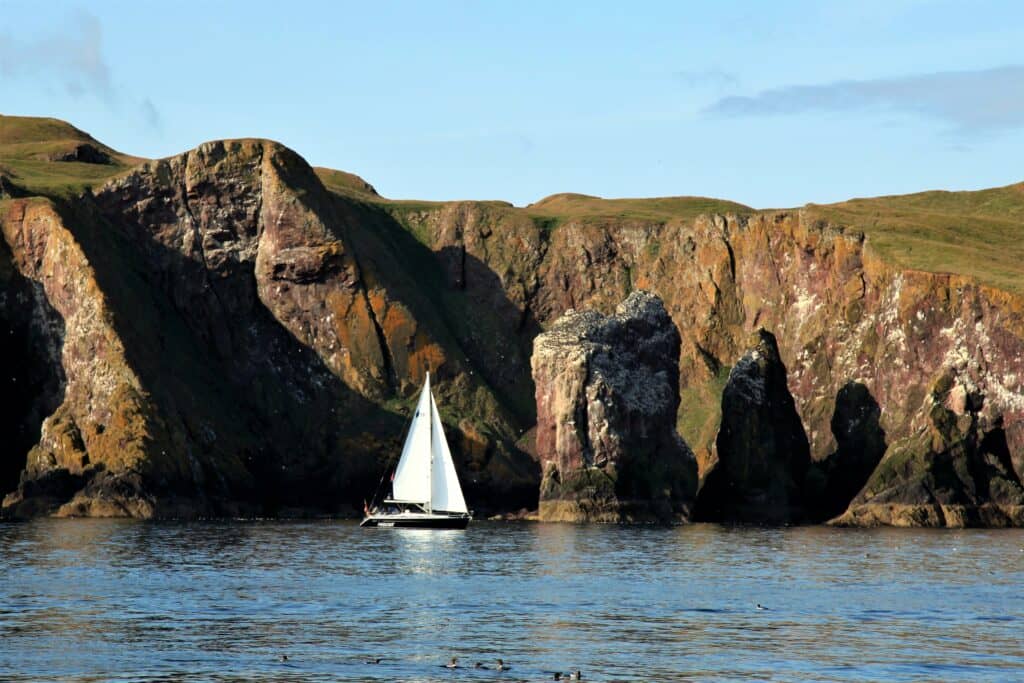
531;290;697;522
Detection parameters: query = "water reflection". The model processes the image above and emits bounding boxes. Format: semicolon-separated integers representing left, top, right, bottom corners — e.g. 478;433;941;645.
0;520;1022;681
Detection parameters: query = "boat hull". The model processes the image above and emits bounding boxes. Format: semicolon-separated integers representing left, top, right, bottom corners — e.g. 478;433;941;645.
360;514;470;529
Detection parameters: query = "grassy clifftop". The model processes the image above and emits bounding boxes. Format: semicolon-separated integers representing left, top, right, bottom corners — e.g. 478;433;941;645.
4;113;1023;295
805;183;1024;296
526;192;753;223
0;115;143;197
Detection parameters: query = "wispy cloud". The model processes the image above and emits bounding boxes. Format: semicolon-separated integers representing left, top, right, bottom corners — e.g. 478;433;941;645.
0;10;112;99
673;68;739;89
704;66;1024;133
140;97;161;131
0;10;164;130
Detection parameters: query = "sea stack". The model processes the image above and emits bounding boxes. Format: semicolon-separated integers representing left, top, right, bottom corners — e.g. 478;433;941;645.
695;329;811;523
531;290;697;522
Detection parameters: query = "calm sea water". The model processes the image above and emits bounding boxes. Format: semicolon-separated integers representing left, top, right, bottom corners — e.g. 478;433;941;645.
0;520;1022;682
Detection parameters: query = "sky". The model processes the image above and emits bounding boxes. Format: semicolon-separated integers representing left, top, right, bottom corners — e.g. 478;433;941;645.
2;0;1024;208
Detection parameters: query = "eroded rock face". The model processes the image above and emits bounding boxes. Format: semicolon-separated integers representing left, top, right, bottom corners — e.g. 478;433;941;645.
0;198;187;518
532;291;697;522
5;128;1024;525
1;141;537;518
407;208;1024;526
695;330;811;523
834;371;1024;527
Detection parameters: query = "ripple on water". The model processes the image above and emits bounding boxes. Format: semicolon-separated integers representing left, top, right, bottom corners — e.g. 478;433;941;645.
0;520;1022;681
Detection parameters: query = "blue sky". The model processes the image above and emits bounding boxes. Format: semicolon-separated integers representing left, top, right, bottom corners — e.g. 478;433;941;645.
2;0;1023;208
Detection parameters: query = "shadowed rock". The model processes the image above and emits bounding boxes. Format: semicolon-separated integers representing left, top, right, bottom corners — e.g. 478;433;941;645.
695;329;810;523
47;143;112;165
532;291;697;522
804;381;887;522
833;370;1024;527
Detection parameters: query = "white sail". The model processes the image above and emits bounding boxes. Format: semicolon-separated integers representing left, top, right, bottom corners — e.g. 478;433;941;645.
429;393;469;514
390;373;433;504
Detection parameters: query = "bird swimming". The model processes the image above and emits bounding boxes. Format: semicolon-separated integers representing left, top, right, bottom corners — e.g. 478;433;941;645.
474;662;488;669
365;657;383;664
496;658;511;671
756;603;768;610
444;657;459;669
277;654;289;662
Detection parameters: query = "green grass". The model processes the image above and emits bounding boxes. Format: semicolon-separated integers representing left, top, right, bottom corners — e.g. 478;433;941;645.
678;364;731;460
525;192;754;223
807;182;1024;295
312;167;381;200
0;115;141;197
7;114;1024;297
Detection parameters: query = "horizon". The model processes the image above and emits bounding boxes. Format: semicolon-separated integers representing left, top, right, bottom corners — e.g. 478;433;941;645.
2;2;1024;208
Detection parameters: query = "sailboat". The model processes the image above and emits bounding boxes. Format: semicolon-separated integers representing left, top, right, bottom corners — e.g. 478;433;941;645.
361;372;472;529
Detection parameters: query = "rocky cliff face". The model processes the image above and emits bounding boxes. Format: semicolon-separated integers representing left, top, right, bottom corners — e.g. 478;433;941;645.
531;291;697;522
0;140;539;518
3;118;1024;525
834;370;1024;527
402;207;1024;525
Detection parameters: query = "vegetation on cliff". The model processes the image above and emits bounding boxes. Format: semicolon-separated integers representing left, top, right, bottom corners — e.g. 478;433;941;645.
2;113;1023;526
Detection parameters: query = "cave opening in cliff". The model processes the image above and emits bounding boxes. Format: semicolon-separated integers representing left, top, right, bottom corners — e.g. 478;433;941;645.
0;255;67;498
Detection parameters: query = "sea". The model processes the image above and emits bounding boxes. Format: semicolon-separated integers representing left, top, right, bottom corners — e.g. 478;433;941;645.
0;520;1022;682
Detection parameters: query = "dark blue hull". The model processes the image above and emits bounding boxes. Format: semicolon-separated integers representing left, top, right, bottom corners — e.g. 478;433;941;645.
360;514;470;529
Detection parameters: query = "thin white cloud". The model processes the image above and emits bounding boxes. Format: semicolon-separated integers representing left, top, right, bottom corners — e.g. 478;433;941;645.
0;10;112;99
673;69;739;89
140;97;161;130
0;10;163;130
705;66;1024;133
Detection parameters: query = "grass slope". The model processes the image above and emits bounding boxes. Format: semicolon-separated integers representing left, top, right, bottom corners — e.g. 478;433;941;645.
5;114;1024;295
0;115;142;197
807;182;1024;295
526;192;753;223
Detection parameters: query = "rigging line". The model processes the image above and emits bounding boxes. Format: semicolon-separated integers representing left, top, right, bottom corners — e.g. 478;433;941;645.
427;380;434;514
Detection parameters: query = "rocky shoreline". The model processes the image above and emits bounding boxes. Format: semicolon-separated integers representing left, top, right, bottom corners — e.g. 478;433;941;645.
2;117;1023;527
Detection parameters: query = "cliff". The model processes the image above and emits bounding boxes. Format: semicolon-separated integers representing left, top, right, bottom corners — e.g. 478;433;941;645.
2;114;1023;525
531;291;697;522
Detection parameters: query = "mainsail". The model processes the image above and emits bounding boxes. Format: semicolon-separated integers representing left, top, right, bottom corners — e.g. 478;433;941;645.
389;373;468;514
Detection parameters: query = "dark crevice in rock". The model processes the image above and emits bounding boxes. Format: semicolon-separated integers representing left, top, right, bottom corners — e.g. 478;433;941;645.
984;426;1023;490
695;343;722;376
363;286;399;393
722;234;737;285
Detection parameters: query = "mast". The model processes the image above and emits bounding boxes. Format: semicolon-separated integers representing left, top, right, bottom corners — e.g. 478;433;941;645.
426;371;433;514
